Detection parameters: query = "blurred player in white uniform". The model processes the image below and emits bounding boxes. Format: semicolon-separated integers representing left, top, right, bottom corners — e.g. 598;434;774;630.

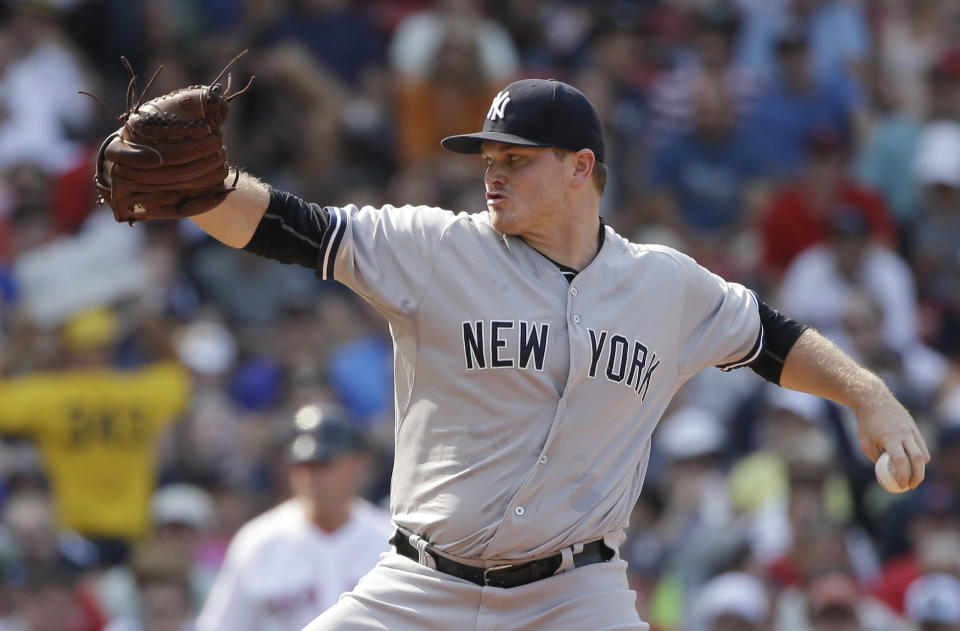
196;404;391;631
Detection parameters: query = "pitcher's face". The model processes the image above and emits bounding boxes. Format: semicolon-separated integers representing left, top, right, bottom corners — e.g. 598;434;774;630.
481;142;570;239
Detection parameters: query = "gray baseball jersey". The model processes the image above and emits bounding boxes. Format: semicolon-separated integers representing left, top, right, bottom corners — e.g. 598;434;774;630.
318;204;761;562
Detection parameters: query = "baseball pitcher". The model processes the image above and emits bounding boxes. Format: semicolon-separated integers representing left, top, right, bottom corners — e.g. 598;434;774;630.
91;66;929;630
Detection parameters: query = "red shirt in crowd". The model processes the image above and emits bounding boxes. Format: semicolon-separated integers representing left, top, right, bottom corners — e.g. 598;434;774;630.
871;553;920;614
760;179;897;276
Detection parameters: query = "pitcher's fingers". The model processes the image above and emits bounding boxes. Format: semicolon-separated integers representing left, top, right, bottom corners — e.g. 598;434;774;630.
906;440;927;489
884;442;912;488
860;437;882;463
914;426;931;462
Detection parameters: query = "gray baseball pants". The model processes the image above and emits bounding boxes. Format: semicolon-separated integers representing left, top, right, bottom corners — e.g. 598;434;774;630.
302;550;647;631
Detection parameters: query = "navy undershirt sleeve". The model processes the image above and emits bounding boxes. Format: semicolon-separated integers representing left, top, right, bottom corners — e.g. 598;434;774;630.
243;188;331;270
748;296;809;385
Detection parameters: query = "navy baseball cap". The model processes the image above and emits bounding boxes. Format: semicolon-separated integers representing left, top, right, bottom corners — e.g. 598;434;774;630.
441;79;606;163
287;403;366;464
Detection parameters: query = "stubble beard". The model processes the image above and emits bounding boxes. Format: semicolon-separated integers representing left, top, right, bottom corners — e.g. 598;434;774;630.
489;204;526;236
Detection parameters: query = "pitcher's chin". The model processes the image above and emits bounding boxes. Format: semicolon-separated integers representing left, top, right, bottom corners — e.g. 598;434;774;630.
489;208;520;235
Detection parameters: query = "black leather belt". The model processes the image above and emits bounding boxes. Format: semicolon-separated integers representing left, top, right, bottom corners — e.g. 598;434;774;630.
390;530;614;589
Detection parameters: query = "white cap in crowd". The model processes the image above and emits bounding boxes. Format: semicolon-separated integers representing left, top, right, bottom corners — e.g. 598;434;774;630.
767;386;825;424
694;572;768;631
151;483;216;532
173;320;237;376
914;121;960;189
657;407;725;460
905;573;960;626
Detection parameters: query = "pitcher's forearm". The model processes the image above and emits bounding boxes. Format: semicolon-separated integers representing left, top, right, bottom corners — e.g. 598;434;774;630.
191;172;271;248
778;328;889;415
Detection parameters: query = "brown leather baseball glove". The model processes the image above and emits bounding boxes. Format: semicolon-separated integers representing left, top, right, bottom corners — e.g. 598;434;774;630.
84;52;254;224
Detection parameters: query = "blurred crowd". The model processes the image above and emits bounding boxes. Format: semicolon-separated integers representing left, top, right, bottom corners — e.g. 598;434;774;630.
1;0;960;629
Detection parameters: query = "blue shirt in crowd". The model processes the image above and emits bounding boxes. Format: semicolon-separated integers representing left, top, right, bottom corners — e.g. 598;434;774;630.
650;128;768;234
736;0;871;83
750;72;858;178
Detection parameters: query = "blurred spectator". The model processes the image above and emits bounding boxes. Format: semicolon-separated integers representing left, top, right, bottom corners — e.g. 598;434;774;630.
0;3;94;173
492;0;602;72
759;130;896;279
8;209;153;332
853;102;921;229
757;432;862;589
281;290;394;433
171;320;237;381
227;357;285;413
727;391;836;557
264;0;382;89
908;121;960;356
93;483;216;623
197;403;391;631
839;291;950;416
142;0;247;51
1;564;105;631
0;154;96;255
736;0;871;86
160;317;260;490
151;483;217;604
0;163;58;265
749;18;858;181
0;307;191;554
235;43;350;204
647;2;760;148
790;0;872;86
648;407;739;625
102;540;197;631
873;480;960;614
0;490;105;631
925;50;960;122
335;66;396;192
903;573;960;631
150;486;212;542
856;49;960;228
394;22;501;166
186;242;321;328
326;335;392;422
693;571;769;631
624;484;667;623
1;490;98;580
805;570;863;631
647;75;768;274
570;25;648;219
874;0;959;119
388;0;518;82
777;208;918;353
774;567;907;631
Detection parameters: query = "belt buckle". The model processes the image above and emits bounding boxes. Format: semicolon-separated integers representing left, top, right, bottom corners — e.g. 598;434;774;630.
483;563;515;587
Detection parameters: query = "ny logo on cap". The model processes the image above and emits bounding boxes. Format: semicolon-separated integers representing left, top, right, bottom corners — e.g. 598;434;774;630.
487;90;510;121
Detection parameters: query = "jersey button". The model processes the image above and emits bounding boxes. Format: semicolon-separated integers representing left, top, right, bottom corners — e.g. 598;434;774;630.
539;455;548;464
573;314;582;324
570;287;579;296
515;506;525;516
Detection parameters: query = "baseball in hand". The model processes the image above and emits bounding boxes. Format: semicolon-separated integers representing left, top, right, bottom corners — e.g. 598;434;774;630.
875;452;909;493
